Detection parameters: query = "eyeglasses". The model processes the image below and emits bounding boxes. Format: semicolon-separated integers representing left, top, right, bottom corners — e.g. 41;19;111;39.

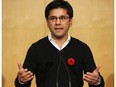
48;16;69;22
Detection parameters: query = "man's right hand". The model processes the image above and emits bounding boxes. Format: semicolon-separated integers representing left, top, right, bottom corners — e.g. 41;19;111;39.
17;62;34;84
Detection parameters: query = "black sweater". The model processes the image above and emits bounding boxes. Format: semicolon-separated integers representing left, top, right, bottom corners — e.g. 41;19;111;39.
15;36;104;87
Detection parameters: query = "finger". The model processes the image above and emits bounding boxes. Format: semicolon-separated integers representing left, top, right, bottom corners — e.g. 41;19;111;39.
94;64;101;72
21;71;33;78
17;61;22;69
21;75;34;83
83;74;91;83
18;68;28;75
86;72;94;77
17;61;28;75
23;72;33;80
20;71;34;83
83;74;96;84
84;73;98;80
83;74;94;81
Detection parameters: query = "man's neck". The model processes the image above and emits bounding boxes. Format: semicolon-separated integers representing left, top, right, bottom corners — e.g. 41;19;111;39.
52;34;68;48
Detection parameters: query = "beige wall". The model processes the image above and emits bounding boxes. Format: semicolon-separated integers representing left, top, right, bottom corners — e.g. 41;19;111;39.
2;0;114;87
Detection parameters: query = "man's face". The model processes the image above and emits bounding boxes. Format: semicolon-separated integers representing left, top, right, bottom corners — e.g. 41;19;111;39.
47;8;72;39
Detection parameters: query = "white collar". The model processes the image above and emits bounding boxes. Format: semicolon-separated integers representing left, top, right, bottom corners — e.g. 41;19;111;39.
48;33;71;50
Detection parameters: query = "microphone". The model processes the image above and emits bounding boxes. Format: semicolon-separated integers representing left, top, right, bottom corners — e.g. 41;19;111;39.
56;51;62;87
57;50;71;87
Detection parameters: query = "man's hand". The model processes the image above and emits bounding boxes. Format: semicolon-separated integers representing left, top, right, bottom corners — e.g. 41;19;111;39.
83;64;101;85
17;62;34;84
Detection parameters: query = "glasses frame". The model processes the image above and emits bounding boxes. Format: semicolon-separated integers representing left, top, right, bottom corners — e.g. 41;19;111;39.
48;15;70;22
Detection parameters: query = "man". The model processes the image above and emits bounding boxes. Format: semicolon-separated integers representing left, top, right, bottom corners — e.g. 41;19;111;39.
15;0;104;87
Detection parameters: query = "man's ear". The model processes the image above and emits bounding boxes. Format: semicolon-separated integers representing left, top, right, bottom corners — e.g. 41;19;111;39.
69;18;73;27
46;19;49;27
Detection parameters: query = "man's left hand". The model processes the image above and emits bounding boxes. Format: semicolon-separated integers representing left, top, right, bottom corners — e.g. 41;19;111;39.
83;64;101;85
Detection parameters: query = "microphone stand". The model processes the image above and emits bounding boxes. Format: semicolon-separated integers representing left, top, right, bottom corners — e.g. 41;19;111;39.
56;51;71;87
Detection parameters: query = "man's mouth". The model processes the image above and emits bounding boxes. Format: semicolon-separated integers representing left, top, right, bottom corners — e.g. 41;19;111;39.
55;28;63;30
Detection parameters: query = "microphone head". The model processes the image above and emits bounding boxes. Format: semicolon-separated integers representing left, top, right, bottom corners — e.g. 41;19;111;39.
57;50;64;54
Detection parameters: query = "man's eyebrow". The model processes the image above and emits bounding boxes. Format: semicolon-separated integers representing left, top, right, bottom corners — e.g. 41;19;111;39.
49;15;68;17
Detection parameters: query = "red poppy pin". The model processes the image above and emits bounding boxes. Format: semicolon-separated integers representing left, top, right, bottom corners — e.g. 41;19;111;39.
67;58;75;66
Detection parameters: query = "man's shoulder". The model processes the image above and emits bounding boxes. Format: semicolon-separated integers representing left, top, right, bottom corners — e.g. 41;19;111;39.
34;36;48;44
30;36;49;48
71;36;90;48
71;37;86;45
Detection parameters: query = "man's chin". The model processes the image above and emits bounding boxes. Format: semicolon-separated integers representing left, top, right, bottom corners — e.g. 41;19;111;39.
54;35;65;39
52;33;67;39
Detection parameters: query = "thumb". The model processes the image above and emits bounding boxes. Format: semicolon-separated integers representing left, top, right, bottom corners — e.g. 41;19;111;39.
94;64;101;72
17;61;23;69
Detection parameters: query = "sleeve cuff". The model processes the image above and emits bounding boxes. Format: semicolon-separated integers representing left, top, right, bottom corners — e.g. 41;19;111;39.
94;76;101;85
18;78;24;84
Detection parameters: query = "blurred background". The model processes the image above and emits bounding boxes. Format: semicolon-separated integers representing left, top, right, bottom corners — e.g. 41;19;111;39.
2;0;114;87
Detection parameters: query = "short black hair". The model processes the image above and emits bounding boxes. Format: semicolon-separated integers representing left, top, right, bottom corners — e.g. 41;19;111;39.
45;0;73;19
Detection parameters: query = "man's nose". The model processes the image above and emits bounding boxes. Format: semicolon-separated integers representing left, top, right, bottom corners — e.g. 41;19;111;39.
55;18;61;25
